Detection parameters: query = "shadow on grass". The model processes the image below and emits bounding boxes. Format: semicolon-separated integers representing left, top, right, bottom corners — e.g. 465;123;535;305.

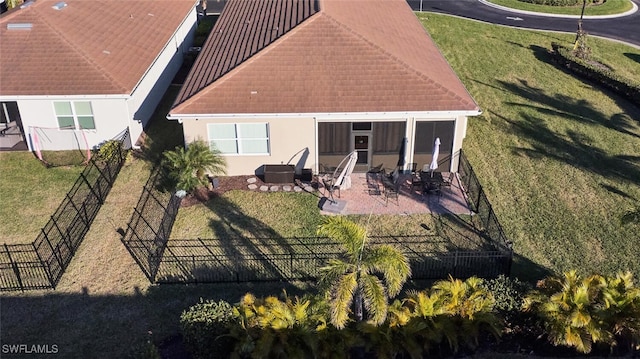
624;52;640;64
492;110;640;185
0;282;311;358
510;252;553;283
497;76;640;139
599;183;637;201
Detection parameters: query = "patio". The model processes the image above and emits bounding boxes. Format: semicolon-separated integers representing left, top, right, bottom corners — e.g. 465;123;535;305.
318;171;472;216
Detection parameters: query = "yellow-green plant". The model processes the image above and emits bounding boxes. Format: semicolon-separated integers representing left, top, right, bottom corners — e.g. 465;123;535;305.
229;292;328;359
317;217;411;329
162;140;226;193
523;270;628;353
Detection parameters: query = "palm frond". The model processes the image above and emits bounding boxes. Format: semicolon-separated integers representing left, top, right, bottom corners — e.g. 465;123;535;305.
363;245;411;297
317;217;367;258
360;274;388;326
331;272;358;329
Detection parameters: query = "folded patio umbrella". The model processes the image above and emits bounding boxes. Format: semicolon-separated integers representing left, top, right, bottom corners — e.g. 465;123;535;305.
429;137;440;177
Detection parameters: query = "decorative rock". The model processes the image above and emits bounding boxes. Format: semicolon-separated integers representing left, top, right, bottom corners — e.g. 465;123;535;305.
303;185;313;192
247;177;257;184
260;185;269;191
282;185;292;192
293;186;303;192
270;185;279;192
248;184;258;190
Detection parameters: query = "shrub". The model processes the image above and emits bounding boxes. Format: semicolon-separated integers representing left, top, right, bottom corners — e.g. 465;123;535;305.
482;275;531;313
519;0;583;6
162;140;226;193
180;299;235;359
524;270;640;354
364;277;502;358
95;139;123;162
228;292;331;358
551;42;640;106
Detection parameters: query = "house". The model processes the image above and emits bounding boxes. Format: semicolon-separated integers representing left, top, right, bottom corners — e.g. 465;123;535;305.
0;0;199;152
168;0;480;176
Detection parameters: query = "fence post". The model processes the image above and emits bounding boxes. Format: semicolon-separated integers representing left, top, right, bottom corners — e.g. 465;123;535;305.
32;241;54;288
65;192;89;227
50;216;74;255
42;228;65;275
80;172;104;205
4;244;24;291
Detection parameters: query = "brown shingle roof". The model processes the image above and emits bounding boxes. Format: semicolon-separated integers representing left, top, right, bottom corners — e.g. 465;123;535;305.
0;0;196;96
171;0;479;115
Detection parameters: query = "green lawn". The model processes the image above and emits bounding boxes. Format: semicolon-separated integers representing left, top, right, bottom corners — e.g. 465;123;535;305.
171;190;496;252
485;0;633;15
419;13;640;280
0;153;85;244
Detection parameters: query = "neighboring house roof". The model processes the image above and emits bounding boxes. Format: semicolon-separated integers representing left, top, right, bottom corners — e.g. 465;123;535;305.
171;0;479;116
0;0;196;97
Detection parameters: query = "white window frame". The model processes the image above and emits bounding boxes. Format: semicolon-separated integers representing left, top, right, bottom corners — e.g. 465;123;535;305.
53;101;96;130
207;123;270;156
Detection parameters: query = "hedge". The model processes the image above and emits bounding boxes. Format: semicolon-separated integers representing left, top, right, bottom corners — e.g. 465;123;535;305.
551;42;640;106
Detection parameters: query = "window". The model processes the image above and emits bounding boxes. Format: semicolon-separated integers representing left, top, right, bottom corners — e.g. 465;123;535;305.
54;101;95;130
208;123;270;155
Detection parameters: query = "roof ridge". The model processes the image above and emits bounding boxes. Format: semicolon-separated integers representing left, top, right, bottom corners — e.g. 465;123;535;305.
322;12;476;109
35;6;128;93
172;10;323;114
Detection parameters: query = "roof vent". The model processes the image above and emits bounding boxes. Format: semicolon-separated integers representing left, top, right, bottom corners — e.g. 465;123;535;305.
7;23;32;30
52;2;67;10
19;0;34;9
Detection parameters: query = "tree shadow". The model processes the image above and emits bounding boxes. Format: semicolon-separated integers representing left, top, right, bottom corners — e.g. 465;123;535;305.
599;183;636;201
624;52;640;64
497;78;640;139
0;282;310;358
493;110;640;186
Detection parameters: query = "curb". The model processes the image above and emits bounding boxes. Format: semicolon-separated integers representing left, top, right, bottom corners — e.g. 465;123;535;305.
478;0;638;19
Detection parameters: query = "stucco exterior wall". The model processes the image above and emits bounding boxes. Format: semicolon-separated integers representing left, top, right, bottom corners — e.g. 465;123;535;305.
181;116;317;176
18;97;130;151
128;8;198;146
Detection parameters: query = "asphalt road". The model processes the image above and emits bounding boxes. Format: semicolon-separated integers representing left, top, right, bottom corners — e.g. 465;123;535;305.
407;0;640;47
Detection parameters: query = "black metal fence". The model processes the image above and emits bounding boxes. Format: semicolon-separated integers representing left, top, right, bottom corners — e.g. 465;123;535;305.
457;150;513;255
121;167;182;282
0;129;130;291
123;156;512;284
154;236;512;284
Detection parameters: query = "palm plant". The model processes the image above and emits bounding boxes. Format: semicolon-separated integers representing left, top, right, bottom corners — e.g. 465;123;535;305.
162;140;226;193
523;270;609;354
229;292;326;358
600;271;640;352
316;217;411;329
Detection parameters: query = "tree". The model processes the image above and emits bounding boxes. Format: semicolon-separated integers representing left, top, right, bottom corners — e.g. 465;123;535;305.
162;140;226;193
573;0;591;59
316;217;411;329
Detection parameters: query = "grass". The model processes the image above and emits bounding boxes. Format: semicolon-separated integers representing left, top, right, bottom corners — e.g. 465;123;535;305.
419;13;640;280
485;0;633;15
1;13;640;359
171;190;494;251
0;153;85;244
